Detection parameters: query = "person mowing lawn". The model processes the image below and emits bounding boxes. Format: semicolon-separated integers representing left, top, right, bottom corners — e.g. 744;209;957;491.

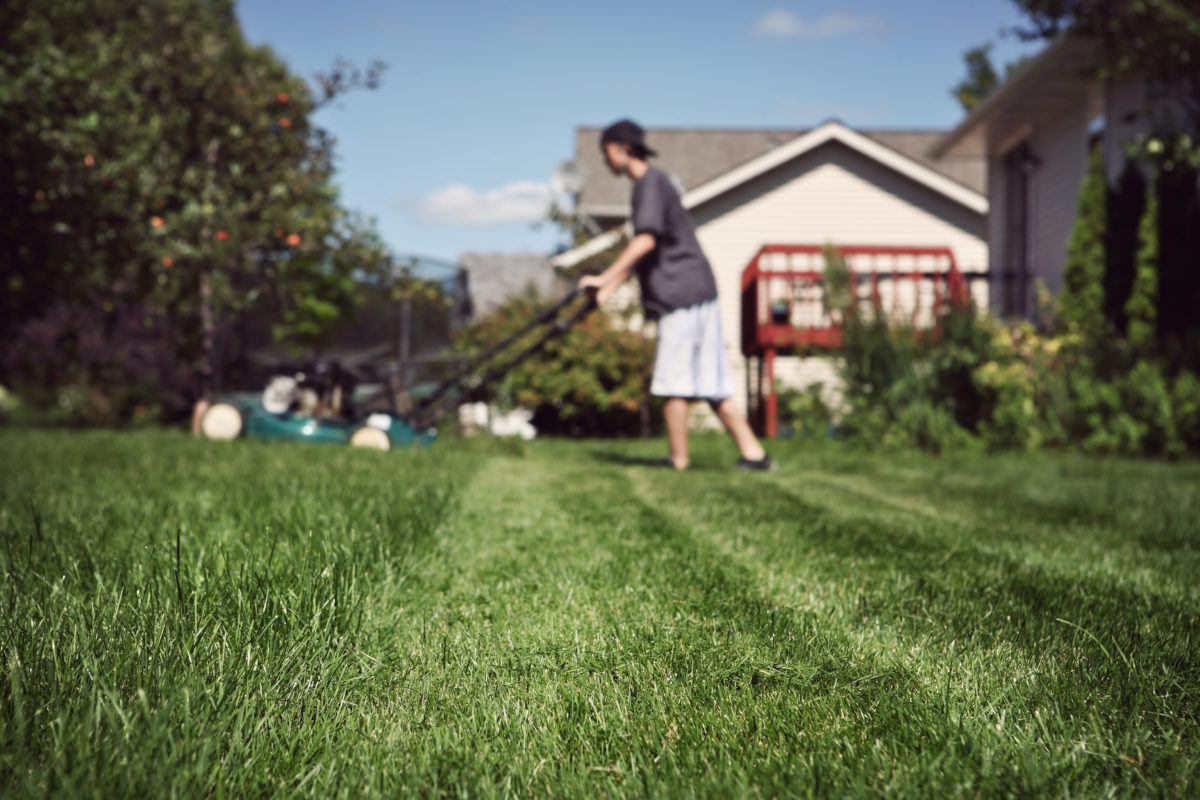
578;119;774;471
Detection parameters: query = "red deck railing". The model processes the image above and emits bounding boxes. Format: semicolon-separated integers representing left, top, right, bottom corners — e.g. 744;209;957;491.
740;244;974;438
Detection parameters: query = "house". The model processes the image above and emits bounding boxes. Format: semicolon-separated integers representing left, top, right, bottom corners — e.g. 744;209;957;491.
458;251;565;317
551;120;989;425
930;35;1163;320
574;125;987;233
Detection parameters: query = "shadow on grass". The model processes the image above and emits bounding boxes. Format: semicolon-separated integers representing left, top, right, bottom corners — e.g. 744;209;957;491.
588;450;723;471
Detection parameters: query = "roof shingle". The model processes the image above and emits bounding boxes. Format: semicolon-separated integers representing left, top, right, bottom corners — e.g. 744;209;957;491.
575;126;986;216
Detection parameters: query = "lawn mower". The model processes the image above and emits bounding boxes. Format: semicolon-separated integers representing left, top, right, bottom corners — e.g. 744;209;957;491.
197;289;596;450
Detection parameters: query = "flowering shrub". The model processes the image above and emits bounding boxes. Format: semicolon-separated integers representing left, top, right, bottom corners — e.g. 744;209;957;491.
970;321;1063;450
977;323;1192;456
834;303;1199;456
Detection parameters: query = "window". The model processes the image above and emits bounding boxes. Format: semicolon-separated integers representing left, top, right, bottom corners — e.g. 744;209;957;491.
1001;142;1033;318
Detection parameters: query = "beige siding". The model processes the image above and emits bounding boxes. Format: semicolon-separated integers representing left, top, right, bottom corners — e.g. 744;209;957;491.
1026;97;1090;297
987;78;1166;316
687;140;989;418
986;152;1011;314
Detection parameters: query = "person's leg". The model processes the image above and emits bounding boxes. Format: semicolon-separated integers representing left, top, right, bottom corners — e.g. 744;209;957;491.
712;398;766;461
664;397;690;469
690;299;771;466
649;306;696;470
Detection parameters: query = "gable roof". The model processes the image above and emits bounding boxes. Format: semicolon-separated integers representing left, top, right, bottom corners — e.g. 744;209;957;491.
553;120;989;269
575;123;986;217
931;35;1099;159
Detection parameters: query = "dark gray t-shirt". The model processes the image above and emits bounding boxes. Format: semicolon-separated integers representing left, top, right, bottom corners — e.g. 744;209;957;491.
631;166;718;319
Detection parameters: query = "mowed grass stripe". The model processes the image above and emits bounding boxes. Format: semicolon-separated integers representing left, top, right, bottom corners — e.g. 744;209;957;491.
537;459;1039;798
631;462;1199;795
313;452;710;798
334;452;772;798
666;442;1200;599
781;462;1200;635
3;431;1198;798
793;452;1200;572
339;452;975;797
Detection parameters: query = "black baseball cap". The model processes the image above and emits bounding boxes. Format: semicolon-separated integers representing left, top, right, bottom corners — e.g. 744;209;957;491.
600;119;657;158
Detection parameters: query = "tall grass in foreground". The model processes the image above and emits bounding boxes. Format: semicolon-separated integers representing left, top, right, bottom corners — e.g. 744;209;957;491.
0;430;466;797
1;429;1198;798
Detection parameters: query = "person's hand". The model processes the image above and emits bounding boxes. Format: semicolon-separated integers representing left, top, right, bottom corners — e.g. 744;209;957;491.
577;274;614;305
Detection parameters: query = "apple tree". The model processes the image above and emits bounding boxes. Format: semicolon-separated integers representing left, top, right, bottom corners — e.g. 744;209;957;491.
1;0;394;418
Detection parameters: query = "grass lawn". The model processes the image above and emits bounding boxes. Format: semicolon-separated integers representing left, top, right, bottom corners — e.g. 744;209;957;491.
1;428;1198;798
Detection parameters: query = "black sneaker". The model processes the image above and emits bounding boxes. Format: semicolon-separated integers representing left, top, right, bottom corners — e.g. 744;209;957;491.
659;458;688;471
736;455;776;472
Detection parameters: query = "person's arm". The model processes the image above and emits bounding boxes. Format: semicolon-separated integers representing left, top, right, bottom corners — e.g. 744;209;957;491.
578;232;656;305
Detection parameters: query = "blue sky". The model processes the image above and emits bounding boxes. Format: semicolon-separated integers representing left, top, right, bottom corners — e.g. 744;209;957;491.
234;1;1041;263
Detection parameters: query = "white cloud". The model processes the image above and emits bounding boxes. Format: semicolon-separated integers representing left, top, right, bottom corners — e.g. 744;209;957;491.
409;181;557;227
752;9;883;39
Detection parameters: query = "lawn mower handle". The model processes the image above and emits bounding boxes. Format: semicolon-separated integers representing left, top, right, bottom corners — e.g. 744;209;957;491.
405;288;598;430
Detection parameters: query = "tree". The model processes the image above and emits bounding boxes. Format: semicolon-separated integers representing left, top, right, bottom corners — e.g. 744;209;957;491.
951;44;1030;113
1125;178;1160;352
0;0;391;413
1008;1;1200;361
1058;146;1108;342
952;45;1003;113
1102;160;1147;334
1009;0;1200;132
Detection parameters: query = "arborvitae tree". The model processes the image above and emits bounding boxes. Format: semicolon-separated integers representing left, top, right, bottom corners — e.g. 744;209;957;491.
1155;155;1200;351
1059;145;1108;342
1103;160;1146;333
1125;177;1160;352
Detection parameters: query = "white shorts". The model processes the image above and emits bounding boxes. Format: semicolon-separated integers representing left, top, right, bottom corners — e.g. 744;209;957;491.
650;299;734;402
